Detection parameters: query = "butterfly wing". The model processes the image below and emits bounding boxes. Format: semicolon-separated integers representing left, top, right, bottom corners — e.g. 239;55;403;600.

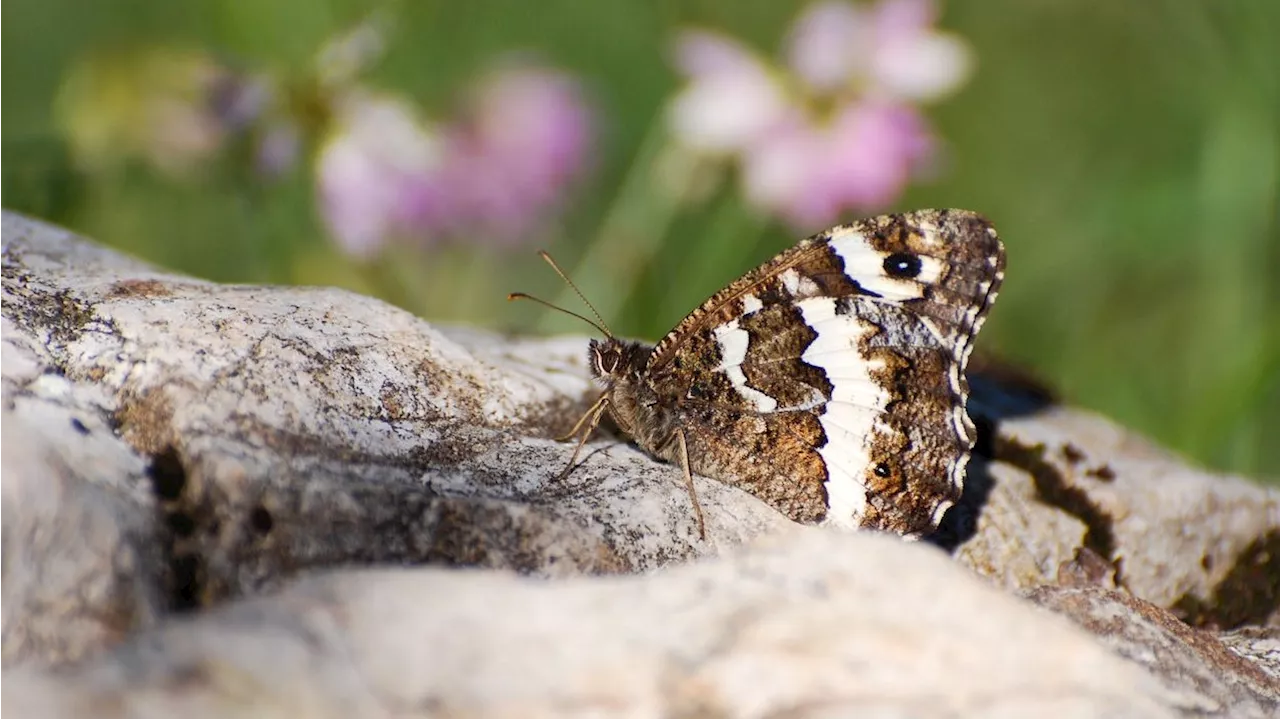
644;209;1004;536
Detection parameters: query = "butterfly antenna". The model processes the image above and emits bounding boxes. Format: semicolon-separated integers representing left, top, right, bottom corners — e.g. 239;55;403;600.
525;250;614;338
507;292;613;338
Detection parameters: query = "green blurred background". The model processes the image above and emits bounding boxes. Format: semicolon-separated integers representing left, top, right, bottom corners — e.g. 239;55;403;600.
4;1;1278;481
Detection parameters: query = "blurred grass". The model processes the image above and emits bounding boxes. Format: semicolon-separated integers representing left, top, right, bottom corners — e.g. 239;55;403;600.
3;0;1278;480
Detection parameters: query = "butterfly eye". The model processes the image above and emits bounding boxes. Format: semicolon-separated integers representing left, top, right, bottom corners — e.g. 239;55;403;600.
595;347;623;375
883;252;922;279
873;462;892;478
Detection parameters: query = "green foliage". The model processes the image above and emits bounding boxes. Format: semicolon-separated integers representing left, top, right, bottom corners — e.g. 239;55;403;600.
3;0;1277;479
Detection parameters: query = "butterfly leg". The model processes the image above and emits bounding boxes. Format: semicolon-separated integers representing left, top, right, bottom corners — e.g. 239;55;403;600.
676;428;707;540
556;392;609;442
556;395;609;481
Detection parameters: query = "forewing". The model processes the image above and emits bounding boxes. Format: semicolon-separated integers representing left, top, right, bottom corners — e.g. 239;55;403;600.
647;209;1005;536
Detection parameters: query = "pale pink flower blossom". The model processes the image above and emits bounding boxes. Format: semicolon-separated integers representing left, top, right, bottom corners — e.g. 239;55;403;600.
820;101;933;207
864;0;972;101
432;66;595;241
669;0;970;228
785;2;870;95
316;93;443;257
787;0;970;101
316;62;595;256
667;32;790;154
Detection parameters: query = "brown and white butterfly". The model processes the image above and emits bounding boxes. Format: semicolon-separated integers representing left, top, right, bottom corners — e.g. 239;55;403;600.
525;209;1004;539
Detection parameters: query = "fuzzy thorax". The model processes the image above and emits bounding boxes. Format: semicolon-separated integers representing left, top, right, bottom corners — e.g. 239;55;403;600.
588;338;667;447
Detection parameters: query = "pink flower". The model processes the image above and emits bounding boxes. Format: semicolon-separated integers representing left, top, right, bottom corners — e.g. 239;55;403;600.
741;102;932;228
429;65;595;242
668;0;970;228
787;0;971;102
667;32;790;154
315;61;595;257
316;93;444;257
784;1;871;95
865;0;972;101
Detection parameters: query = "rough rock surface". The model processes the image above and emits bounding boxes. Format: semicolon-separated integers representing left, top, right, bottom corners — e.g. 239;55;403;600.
5;530;1205;719
1025;584;1280;716
3;210;1279;717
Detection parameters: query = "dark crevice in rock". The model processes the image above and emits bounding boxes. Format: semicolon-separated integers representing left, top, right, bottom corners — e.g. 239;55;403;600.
1061;443;1086;465
148;446;187;500
168;554;203;612
417;498;627;575
994;436;1119;574
166;511;197;538
1086;464;1116;482
250;505;275;536
1172;530;1280;630
146;446;203;613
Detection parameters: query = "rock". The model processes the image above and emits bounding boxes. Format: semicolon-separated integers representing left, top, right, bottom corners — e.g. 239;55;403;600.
3;530;1209;718
1;416;165;667
1220;627;1280;681
959;394;1280;628
1025;584;1280;715
2;212;785;600
3;210;1278;716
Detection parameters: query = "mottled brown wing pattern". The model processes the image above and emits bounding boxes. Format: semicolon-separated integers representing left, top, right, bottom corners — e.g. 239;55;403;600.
638;209;1005;537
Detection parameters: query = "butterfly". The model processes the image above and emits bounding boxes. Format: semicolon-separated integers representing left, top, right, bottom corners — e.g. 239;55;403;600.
520;209;1005;539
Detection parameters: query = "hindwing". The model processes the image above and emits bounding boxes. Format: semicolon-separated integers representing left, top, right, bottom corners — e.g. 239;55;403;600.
642;209;1005;535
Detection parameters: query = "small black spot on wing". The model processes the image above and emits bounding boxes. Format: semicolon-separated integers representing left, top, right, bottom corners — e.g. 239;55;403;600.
883;252;922;278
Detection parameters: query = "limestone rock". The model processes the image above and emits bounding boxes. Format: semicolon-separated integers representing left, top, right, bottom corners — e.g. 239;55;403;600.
5;530;1207;719
1;417;165;667
3;210;1279;716
1025;584;1280;715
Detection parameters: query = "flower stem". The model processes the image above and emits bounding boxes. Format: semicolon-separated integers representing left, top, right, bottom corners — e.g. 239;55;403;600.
538;123;707;334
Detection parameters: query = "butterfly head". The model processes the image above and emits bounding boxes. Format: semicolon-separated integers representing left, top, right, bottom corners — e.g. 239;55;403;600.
588;338;648;387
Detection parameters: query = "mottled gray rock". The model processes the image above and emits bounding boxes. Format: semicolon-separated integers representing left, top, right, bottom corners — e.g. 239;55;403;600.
1;417;165;667
3;210;1279;717
1221;627;1280;681
1025;584;1280;715
5;530;1204;719
1;212;786;611
958;391;1280;628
